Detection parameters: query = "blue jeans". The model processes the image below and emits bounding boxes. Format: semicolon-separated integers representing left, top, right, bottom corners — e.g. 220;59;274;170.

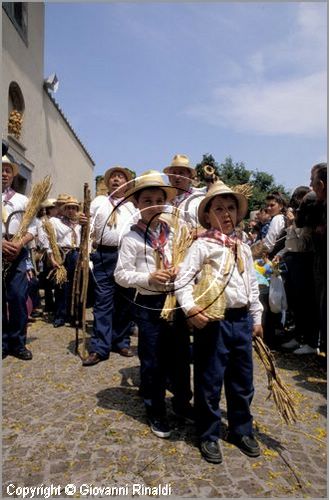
134;294;192;417
54;249;79;322
194;307;254;442
2;248;29;354
89;249;133;358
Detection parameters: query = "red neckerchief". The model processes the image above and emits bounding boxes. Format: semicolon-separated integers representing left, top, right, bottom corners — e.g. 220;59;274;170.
60;215;78;229
171;188;193;208
198;228;237;248
2;187;16;207
131;219;170;269
198;229;244;274
108;195;124;208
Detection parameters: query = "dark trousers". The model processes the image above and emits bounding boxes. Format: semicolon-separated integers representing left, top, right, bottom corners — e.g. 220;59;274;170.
2;248;29;354
54;249;79;323
284;252;319;348
39;255;55;312
89;249;132;358
314;254;327;353
134;294;192;417
28;274;40;309
194;308;254;442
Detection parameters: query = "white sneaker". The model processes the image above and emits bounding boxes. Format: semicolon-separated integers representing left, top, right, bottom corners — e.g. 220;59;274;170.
281;338;300;349
293;344;319;355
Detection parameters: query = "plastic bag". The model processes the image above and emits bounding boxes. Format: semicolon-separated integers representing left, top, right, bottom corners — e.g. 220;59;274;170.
269;274;287;313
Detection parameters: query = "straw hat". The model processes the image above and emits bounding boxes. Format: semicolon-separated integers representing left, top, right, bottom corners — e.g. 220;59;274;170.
41;198;57;209
104;166;133;187
2;154;19;177
125;170;176;203
62;196;80;209
198;180;248;228
56;193;71;205
163;154;195;176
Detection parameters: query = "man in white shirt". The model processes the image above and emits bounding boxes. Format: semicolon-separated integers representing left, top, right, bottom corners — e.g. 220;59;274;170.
2;154;36;360
47;196;82;328
163;154;205;231
82;166;138;366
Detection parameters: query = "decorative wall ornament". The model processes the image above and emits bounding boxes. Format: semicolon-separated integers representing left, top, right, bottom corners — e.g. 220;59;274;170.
8;109;23;139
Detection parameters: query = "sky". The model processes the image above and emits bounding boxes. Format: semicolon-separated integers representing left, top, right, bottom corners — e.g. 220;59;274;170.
44;1;327;193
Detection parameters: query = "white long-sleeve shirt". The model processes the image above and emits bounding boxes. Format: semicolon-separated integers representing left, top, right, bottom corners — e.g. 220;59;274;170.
163;190;205;229
48;216;81;248
175;238;263;325
90;195;139;247
2;191;37;237
262;214;285;254
114;227;174;295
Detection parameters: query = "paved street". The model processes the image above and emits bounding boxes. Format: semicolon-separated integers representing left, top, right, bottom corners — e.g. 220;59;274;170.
2;313;327;499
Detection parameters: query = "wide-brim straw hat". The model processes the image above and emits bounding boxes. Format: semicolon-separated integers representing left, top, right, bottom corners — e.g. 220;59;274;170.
104;166;133;188
2;154;19;177
41;198;57;209
163;154;195;176
56;193;71;205
198;180;248;228
125;170;176;203
62;196;80;209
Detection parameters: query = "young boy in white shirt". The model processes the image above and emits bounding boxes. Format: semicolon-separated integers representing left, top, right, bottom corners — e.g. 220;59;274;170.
175;180;263;464
114;170;193;439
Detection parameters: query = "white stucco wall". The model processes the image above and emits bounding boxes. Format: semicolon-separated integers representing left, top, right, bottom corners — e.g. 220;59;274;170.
2;3;95;201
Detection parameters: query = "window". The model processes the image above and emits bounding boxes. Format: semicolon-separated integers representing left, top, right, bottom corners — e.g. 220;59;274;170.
3;3;28;45
8;82;25;140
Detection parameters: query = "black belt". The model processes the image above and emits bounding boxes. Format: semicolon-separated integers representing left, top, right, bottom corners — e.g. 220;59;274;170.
96;245;118;253
61;247;79;251
224;306;249;319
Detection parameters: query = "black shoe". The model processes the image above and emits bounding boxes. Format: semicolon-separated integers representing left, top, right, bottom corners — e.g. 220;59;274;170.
148;416;172;439
227;433;260;457
200;440;223;464
172;403;195;423
12;348;33;361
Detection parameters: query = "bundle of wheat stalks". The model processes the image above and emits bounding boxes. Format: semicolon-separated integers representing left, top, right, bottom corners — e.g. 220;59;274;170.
253;336;298;424
160;222;193;321
42;218;67;285
12;175;52;243
192;263;226;320
233;183;253;199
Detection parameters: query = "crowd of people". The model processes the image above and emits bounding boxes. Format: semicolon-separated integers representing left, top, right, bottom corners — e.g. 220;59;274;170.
2;149;327;464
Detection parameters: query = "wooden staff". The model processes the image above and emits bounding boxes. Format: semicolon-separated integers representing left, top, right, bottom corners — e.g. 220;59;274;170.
71;183;91;358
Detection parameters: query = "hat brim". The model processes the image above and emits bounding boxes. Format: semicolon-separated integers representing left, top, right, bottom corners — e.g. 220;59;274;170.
163;165;195;177
198;190;248;229
125;180;176;204
104;167;133;187
62;202;80;209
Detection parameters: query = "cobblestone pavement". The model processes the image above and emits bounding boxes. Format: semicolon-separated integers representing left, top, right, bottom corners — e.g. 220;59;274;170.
2;313;327;499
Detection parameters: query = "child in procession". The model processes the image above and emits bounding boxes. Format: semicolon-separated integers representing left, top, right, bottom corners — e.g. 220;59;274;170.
175;180;263;464
114;170;193;439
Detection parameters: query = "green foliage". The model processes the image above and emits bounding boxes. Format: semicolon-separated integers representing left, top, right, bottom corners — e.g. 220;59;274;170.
218;157;252;185
195;154;221;183
196;154;291;214
126;168;136;179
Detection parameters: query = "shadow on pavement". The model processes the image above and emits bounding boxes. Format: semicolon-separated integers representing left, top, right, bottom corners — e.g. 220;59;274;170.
96;386;198;446
119;365;140;389
273;352;327;398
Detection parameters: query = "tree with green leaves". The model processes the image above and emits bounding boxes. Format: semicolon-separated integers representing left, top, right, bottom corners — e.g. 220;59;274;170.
195;154;290;214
